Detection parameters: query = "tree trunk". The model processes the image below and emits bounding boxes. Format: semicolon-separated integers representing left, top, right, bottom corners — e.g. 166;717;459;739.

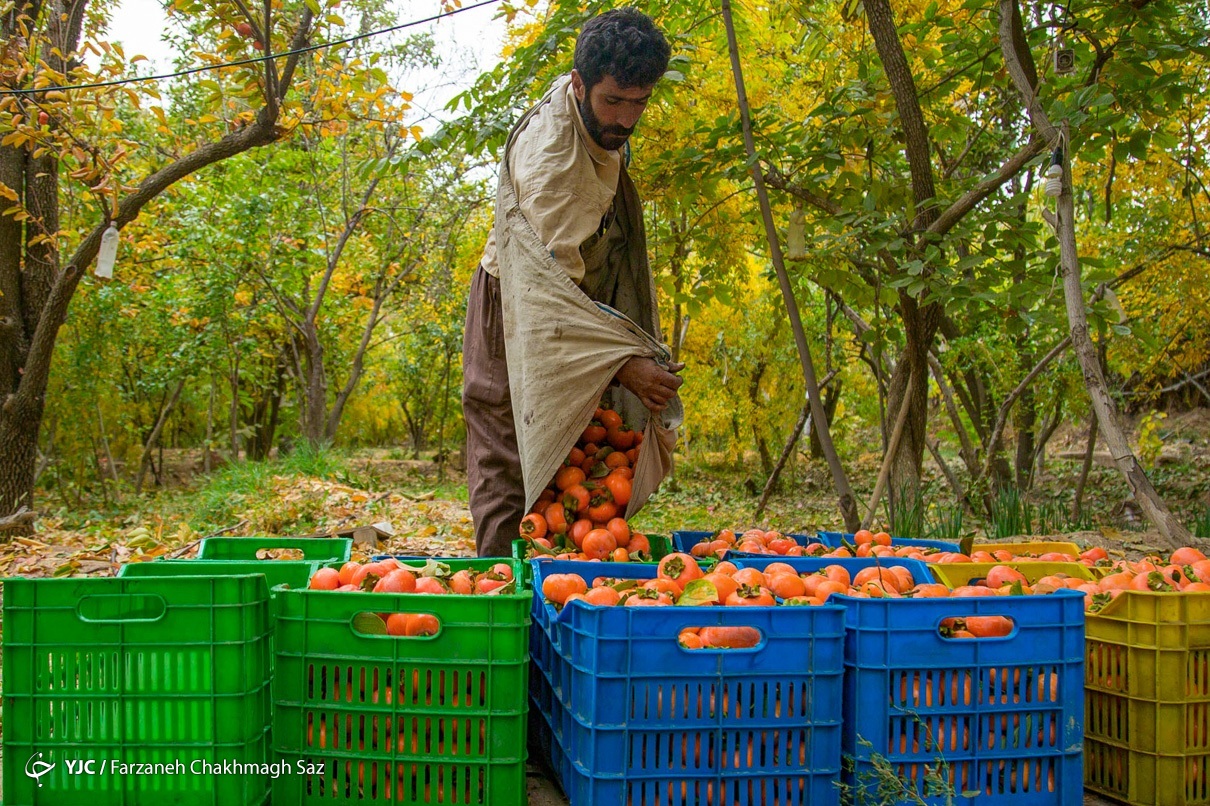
1055;177;1189;544
0;398;41;534
722;0;859;531
809;380;842;460
928;353;980;477
136;378;185;493
247;348;288;460
865;0;945;505
1029;394;1064;489
999;0;1191;547
435;342;452;478
884;307;933;507
300;324;328;448
1014;382;1037;490
1073;413;1098;520
228;355;242;460
204;376;216;473
95;400;119;482
865;367;916;530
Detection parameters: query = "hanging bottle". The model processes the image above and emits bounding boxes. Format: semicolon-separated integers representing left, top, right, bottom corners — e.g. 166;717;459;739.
96;223;119;278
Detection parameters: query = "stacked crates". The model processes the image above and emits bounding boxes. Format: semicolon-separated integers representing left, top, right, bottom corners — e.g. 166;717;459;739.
529;559;846;805
2;575;274;804
730;554;1086;804
1085;591;1210;805
271;557;532;805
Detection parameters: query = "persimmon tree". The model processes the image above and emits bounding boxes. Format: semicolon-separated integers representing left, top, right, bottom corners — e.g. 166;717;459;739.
721;0;1205;533
448;0;1207;535
0;0;413;525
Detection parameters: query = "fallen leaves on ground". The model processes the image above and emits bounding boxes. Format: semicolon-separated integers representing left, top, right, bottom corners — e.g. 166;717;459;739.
0;475;476;580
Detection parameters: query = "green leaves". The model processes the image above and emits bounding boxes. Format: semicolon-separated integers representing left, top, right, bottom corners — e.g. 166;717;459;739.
676;579;718;607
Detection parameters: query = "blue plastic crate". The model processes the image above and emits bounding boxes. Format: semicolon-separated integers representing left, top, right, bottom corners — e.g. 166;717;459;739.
528;697;562;783
672;529;826;555
729;555;939;588
530;560;845;805
839;591;1085;805
817;531;959;553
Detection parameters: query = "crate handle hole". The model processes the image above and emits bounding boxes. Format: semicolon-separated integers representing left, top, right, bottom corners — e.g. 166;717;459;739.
678;626;763;650
77;594;166;622
938;615;1016;639
354;611;442;638
256;548;304;560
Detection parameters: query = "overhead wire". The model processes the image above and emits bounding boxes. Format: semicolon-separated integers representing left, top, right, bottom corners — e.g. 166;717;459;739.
0;0;503;96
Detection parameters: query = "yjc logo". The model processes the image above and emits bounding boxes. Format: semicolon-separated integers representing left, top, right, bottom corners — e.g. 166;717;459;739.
26;752;54;787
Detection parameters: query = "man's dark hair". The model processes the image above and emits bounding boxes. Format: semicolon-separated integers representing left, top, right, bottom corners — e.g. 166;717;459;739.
573;8;670;92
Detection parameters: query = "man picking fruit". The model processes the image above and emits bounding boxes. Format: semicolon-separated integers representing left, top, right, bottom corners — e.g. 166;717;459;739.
463;8;683;557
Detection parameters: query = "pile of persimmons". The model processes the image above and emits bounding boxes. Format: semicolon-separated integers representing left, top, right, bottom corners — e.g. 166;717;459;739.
539;545;1210;644
517;405;653;561
688;527;1114;567
305;559;517;636
541;552;944;649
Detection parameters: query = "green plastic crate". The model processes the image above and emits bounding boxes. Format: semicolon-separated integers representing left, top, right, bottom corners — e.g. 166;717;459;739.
196;536;352;563
118;558;323;595
271;557;532;805
2;575;273;805
1084;591;1210;804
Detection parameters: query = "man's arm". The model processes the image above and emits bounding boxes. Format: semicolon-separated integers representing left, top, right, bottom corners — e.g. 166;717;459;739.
615;357;684;412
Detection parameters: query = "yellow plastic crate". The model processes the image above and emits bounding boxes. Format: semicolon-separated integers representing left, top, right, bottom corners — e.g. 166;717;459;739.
972;540;1081;557
1086;740;1210;805
1086;591;1210;701
928;561;1094;589
1084;591;1210;804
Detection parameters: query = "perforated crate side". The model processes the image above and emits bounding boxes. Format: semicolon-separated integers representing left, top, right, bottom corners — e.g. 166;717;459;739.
270;563;531;806
1085;737;1210;806
2;575;273;806
1085;590;1210;703
840;592;1085;805
531;560;845;805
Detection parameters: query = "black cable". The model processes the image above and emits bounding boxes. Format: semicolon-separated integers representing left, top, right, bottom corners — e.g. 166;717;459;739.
0;0;502;96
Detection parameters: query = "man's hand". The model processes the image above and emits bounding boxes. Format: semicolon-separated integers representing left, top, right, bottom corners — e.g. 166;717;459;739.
615;357;684;412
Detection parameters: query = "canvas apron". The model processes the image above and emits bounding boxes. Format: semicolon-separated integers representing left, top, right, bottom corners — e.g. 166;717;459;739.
495;83;681;516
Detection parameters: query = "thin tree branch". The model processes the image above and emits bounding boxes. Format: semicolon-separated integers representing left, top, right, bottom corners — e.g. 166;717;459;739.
722;0;859;530
977;335;1071;483
862;367;915;530
928;352;979;475
755;368;841;518
927;137;1048;238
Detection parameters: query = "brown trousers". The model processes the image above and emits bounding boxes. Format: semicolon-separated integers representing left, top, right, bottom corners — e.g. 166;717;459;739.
462;267;525;557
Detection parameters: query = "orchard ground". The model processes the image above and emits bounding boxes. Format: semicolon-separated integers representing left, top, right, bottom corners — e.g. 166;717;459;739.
0;409;1207;803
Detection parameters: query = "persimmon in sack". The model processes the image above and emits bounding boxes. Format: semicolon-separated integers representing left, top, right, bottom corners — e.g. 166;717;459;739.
581;529;617;560
519;513;547;541
602;473;632;506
